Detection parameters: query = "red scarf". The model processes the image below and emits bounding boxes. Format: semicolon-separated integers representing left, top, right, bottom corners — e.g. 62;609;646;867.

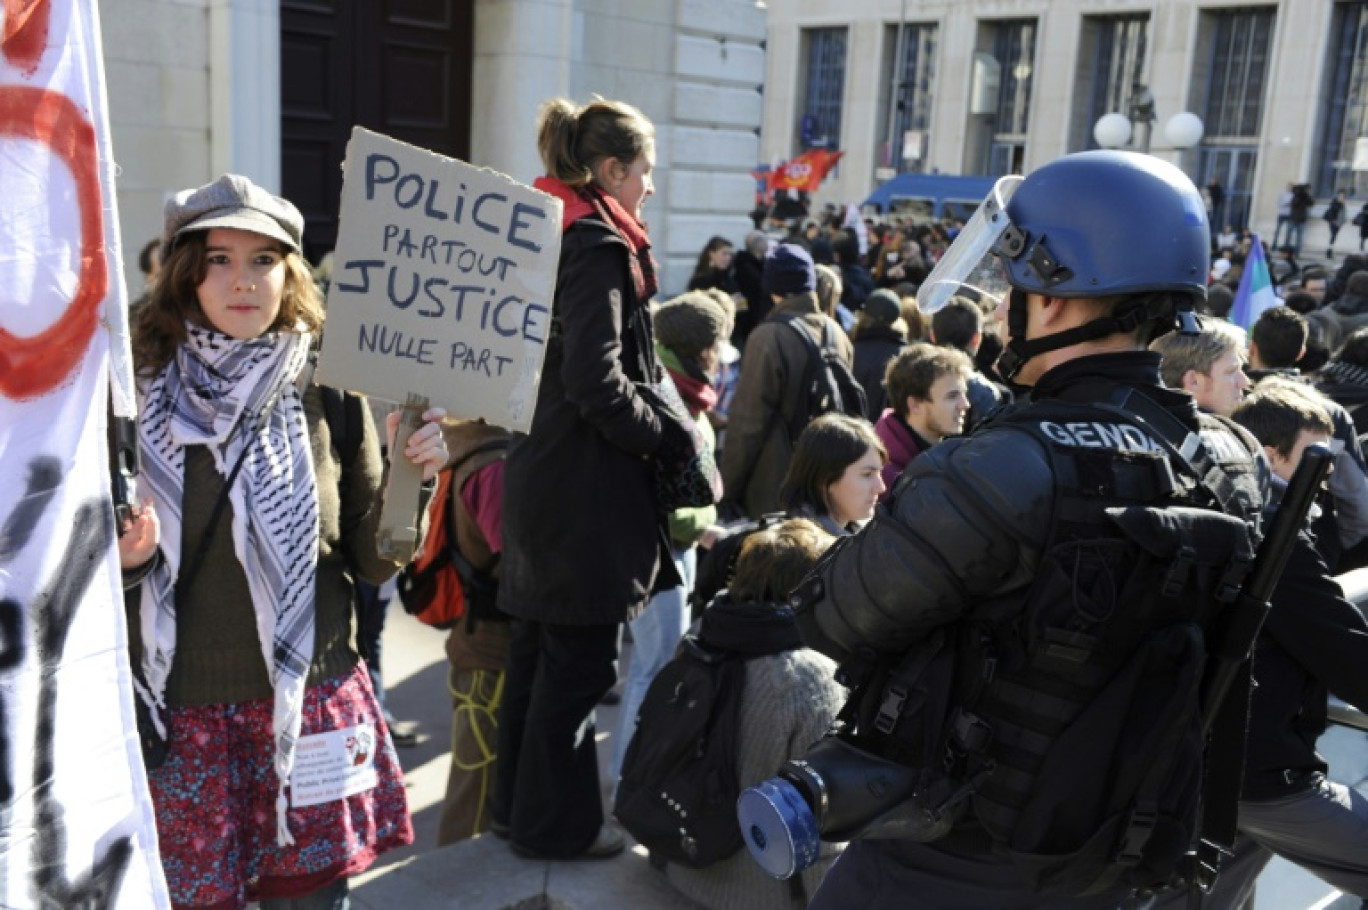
534;176;659;302
665;364;719;418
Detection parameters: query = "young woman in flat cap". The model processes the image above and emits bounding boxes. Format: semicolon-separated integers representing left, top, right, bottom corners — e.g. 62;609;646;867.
119;173;448;910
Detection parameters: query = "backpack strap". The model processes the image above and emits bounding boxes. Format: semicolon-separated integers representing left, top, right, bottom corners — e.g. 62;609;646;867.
779;313;842;441
444;438;510;632
1093;387;1245;514
295;342;366;474
319;386;365;470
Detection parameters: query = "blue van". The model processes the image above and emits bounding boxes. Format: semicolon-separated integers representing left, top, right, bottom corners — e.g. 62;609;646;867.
862;174;997;222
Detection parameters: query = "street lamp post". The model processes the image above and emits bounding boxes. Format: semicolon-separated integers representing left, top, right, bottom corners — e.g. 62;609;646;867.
1093;113;1132;150
1093;85;1204;159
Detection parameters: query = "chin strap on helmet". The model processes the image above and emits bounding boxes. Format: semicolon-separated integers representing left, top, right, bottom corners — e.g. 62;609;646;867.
998;289;1185;382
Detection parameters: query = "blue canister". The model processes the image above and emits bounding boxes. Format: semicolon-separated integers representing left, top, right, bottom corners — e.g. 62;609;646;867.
736;776;822;879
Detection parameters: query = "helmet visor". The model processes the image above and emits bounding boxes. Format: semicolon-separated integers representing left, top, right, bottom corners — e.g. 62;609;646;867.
917;175;1023;315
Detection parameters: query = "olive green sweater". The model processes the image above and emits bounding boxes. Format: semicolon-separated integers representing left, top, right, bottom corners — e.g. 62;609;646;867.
130;386;405;706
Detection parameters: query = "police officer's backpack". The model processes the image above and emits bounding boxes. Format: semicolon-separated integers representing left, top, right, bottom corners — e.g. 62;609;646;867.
800;389;1264;897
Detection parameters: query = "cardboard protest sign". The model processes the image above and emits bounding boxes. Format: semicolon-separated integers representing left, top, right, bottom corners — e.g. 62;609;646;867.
317;127;562;432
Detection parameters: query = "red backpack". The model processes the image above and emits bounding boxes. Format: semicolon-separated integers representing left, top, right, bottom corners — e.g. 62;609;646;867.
395;440;508;631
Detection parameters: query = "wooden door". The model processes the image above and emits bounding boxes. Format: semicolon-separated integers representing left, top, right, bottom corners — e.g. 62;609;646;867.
281;0;473;264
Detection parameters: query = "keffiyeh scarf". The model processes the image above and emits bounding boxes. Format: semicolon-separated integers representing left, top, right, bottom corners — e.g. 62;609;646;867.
136;323;318;847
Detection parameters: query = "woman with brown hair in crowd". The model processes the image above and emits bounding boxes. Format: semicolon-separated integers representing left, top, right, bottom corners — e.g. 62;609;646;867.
689;235;740;296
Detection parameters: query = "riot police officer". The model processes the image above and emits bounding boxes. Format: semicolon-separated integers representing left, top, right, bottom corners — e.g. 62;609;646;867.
796;151;1267;909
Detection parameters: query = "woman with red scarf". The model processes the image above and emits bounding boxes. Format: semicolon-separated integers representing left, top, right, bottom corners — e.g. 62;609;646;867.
493;97;673;860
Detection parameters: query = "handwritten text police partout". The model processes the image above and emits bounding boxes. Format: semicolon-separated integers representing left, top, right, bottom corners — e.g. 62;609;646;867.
333;153;552;378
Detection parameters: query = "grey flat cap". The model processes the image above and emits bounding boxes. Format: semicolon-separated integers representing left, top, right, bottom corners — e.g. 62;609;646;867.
163;174;304;254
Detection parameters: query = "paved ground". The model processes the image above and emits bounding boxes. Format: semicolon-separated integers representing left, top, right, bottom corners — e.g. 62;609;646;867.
354;605;637;876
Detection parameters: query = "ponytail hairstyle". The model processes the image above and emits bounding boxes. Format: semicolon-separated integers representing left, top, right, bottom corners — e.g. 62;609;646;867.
537;96;655;189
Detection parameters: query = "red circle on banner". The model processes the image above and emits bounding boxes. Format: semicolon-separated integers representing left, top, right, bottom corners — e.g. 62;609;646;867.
0;85;107;400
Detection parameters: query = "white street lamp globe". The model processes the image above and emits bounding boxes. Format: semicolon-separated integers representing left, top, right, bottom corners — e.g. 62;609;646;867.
1164;112;1205;149
1094;113;1132;149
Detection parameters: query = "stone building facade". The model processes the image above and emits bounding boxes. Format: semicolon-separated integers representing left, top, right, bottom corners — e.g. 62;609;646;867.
763;0;1368;241
103;0;765;296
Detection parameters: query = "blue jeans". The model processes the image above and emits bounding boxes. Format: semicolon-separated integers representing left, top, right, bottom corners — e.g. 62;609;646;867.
1287;220;1306;257
260;877;349;909
610;546;696;784
354;579;390;710
1272;215;1290;249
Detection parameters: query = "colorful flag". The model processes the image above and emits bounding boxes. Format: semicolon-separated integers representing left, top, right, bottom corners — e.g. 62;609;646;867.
0;1;170;906
770;149;845;194
1229;234;1278;331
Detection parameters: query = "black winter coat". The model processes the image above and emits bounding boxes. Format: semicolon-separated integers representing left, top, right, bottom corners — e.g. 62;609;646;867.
852;326;905;417
1241;487;1368;799
1319;362;1368;436
732;250;769;347
840;263;875;310
498;217;668;626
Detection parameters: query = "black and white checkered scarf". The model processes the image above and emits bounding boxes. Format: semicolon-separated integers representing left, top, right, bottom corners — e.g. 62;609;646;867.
135;323;318;847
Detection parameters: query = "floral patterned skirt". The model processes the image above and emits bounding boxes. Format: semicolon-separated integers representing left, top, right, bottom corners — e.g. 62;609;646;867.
148;662;413;909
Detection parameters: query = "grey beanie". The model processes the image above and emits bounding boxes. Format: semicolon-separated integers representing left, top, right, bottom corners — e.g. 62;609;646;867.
654;292;729;357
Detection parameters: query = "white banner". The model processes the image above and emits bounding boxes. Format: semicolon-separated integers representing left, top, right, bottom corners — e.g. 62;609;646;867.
0;1;169;907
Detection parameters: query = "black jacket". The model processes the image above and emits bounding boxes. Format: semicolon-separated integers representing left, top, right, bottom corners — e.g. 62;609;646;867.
689;267;738;295
852;326;905;417
1242;480;1368;799
794;350;1266;902
841;263;875;310
1247;367;1368;567
732;250;769;348
964;370;1009;430
1318;361;1368;436
498;217;669;626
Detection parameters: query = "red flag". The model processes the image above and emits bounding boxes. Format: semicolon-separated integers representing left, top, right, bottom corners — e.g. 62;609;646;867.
770;149;844;193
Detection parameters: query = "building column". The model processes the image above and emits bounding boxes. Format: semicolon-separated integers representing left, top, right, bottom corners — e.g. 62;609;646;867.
470;0;573;184
208;0;280;190
665;0;767;293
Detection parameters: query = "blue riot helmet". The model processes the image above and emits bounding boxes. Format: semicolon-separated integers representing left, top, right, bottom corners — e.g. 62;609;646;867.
919;150;1210;380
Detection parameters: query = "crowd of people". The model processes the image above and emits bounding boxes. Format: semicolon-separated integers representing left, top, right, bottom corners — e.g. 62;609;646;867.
111;93;1368;910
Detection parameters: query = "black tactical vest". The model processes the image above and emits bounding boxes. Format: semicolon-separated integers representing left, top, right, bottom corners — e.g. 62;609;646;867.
960;388;1263;894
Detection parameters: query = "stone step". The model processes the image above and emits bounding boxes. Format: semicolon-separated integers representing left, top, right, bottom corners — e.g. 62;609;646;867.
351;831;706;910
